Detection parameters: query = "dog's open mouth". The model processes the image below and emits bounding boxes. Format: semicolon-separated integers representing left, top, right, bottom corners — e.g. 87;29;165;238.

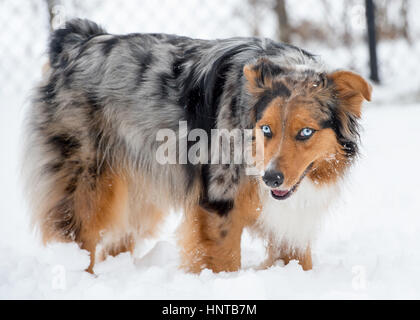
271;188;293;200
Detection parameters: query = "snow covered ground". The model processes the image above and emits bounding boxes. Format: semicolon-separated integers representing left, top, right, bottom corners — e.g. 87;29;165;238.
1;100;420;299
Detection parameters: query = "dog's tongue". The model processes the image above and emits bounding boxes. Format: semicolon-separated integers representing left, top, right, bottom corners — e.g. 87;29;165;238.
272;189;289;197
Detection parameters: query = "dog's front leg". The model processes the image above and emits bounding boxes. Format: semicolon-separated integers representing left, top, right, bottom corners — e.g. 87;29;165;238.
179;178;261;273
178;204;244;273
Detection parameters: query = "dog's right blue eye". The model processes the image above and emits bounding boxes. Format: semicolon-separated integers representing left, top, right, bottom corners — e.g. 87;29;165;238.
296;127;315;141
261;125;272;137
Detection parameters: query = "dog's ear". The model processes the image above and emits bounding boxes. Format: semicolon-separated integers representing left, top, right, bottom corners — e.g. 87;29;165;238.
328;70;372;118
243;58;283;94
243;64;260;92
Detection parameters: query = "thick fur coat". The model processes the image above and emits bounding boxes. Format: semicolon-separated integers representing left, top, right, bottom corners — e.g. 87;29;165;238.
24;19;371;273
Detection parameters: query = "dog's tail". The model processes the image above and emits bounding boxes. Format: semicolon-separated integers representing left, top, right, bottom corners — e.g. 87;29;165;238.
49;18;106;68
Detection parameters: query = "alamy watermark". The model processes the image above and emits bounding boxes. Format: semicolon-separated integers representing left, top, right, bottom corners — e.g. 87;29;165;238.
155;121;264;175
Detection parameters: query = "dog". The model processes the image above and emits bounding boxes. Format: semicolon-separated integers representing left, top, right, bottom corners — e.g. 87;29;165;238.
24;19;371;273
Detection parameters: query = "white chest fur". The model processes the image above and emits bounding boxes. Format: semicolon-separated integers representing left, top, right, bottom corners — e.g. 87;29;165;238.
256;178;340;250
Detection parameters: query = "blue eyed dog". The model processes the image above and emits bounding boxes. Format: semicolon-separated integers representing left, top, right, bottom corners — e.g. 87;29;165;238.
24;19;371;273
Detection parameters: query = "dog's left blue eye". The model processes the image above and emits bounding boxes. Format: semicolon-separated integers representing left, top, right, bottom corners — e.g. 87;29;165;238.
261;125;272;137
297;128;315;140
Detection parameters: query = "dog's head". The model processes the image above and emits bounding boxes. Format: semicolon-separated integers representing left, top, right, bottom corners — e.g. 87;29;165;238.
244;58;371;200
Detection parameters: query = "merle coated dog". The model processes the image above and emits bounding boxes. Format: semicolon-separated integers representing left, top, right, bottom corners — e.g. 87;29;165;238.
24;19;371;273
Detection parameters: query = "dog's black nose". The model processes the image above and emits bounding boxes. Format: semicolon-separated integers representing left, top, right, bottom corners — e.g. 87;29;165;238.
262;170;284;188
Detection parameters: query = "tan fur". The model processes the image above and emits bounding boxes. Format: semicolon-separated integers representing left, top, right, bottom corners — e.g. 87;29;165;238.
261;239;312;271
243;60;275;96
76;171;129;273
101;235;135;259
38;167;186;273
179;178;261;273
329;71;372;114
90;173;188;272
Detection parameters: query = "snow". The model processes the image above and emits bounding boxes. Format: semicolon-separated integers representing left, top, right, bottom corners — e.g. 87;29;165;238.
1;0;420;300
